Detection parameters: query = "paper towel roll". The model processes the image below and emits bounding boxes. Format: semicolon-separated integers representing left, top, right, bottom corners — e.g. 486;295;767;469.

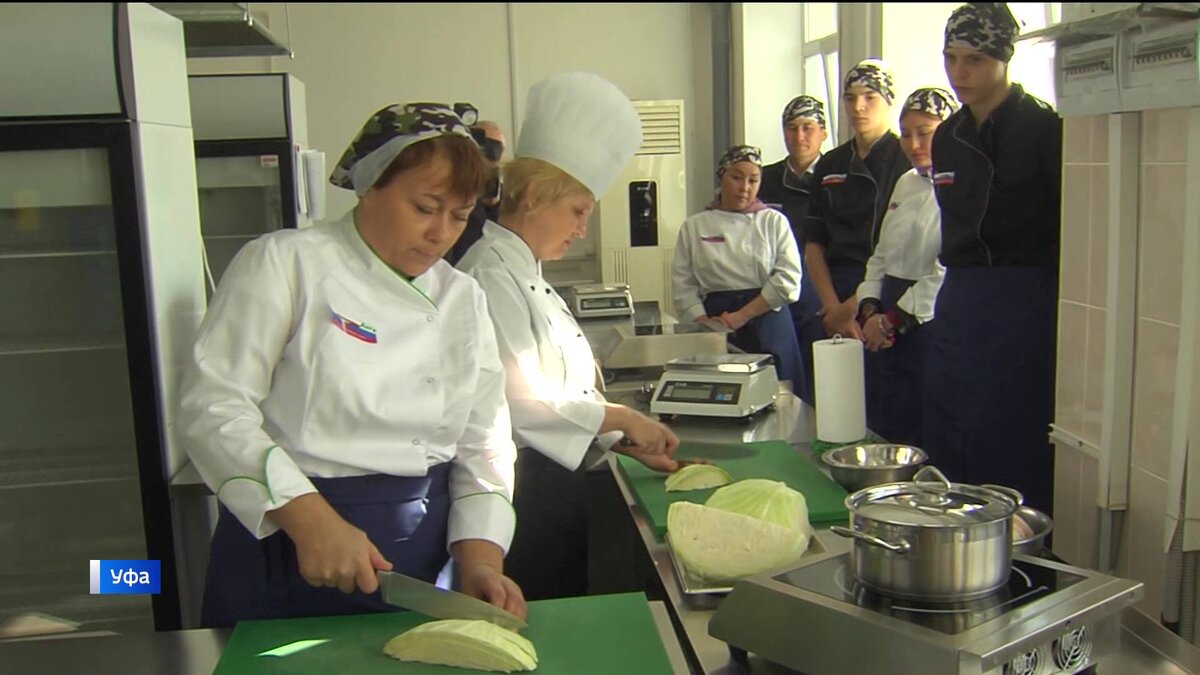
813;336;866;443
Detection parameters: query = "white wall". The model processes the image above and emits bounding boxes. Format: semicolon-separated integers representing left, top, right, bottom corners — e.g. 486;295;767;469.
878;2;1058;119
881;2;955;121
187;3;714;217
735;3;804;164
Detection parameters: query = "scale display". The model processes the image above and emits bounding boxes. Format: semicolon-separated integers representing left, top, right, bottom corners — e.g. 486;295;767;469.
581;296;629;310
657;381;742;405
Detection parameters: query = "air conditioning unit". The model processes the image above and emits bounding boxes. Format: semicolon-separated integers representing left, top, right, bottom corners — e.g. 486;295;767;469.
596;99;688;313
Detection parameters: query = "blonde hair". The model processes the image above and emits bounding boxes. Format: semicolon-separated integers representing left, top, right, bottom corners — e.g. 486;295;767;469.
500;157;592;216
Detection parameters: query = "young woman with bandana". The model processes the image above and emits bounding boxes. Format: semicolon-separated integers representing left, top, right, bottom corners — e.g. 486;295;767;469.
924;2;1062;515
855;87;958;449
180;103;526;626
672;145;805;393
803;60;912;345
457;72;680;600
758;95;828;404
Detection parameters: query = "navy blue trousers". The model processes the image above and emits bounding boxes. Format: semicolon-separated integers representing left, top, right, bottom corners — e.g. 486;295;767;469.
200;464;451;628
794;263;864;405
922;267;1057;515
704;289;805;396
863;275;930;448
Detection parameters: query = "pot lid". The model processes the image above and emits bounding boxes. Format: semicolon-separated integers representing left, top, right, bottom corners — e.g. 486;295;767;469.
848;467;1018;527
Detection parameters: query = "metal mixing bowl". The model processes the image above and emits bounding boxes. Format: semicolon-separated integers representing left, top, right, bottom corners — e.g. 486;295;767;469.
1012;505;1054;555
820;444;929;493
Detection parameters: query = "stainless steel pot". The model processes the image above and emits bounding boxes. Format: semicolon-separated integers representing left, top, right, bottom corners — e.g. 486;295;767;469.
832;466;1020;601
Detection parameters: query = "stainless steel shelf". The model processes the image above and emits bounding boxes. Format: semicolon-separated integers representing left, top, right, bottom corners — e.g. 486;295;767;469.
0;445;138;491
0;338;126;357
0;250;117;261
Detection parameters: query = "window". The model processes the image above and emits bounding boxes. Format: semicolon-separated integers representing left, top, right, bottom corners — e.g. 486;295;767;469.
800;3;840;151
1008;3;1061;107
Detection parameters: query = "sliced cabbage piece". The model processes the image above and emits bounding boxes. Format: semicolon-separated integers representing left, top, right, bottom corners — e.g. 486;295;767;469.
664;463;732;492
705;478;812;537
383;619;537;672
667;501;810;582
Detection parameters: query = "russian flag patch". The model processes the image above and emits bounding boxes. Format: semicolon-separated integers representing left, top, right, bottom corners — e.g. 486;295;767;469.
331;309;378;344
700;235;726;243
933;171;955;186
821;173;848;186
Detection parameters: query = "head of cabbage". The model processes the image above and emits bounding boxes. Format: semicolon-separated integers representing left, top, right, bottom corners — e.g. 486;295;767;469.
667;479;813;583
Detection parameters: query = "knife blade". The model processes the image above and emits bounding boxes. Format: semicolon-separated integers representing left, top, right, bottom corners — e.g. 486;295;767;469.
376;570;527;631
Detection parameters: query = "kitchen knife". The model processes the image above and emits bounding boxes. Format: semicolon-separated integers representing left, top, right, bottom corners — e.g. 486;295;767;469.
376;570;527;631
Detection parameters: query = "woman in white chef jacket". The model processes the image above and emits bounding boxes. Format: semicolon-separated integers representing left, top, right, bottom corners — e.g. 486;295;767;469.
456;72;681;601
855;88;958;448
180;103;526;627
671;145;805;393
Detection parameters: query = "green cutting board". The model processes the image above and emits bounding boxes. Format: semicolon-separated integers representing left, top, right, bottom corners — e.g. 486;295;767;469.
213;592;672;675
617;440;849;538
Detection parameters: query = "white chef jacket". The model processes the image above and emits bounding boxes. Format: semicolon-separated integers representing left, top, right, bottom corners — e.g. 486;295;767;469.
179;210;517;552
671;208;803;322
456;222;621;471
856;168;946;323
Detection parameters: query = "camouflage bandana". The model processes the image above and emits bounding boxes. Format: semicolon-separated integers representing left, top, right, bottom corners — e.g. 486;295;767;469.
945;3;1021;62
901;87;959;121
843;59;895;104
716;145;763;178
329;103;475;196
781;95;826;129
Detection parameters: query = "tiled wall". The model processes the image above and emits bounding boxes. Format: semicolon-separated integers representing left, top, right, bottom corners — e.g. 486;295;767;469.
1053;109;1191;620
1054;114;1107;572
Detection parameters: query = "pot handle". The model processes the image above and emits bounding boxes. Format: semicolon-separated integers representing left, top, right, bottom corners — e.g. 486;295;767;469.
981;484;1025;506
912;465;953;490
830;526;911;554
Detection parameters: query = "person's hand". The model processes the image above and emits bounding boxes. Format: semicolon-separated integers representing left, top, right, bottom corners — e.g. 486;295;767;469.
863;313;896;352
821;301;863;341
276;495;393;594
614;409;680;472
718;309;749;331
459;560;527;623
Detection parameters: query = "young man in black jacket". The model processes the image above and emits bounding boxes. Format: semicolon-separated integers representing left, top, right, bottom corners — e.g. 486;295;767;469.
802;60;911;344
759;95;827;403
924;2;1063;515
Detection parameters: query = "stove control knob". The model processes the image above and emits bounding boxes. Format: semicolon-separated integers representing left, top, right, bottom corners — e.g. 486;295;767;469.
1053;625;1093;671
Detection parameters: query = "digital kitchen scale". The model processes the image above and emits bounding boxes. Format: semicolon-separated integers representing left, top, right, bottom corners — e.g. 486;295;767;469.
709;547;1144;675
566;283;634;319
650;353;778;419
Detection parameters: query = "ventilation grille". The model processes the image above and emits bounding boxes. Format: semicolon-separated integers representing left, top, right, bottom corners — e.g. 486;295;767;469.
608;248;630;283
635;103;682;156
1053;625;1093;671
1063;46;1114;79
1002;646;1046;675
1132;33;1197;70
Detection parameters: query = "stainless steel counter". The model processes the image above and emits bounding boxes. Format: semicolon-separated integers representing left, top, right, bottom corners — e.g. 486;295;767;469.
0;601;690;675
611;389;1200;675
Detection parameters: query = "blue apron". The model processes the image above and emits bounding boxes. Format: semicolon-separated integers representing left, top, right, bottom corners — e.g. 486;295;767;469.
864;275;931;448
794;263;864;405
922;267;1057;515
704;289;804;396
200;463;451;628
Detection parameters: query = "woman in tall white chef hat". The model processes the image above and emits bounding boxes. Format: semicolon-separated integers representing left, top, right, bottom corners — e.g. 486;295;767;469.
456;72;680;600
181;103;525;626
